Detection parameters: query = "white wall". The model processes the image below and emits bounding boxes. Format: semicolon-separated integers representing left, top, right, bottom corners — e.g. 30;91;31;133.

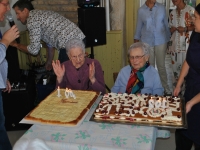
0;0;26;34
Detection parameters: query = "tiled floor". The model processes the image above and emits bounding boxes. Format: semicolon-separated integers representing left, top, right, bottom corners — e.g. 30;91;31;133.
7;54;193;150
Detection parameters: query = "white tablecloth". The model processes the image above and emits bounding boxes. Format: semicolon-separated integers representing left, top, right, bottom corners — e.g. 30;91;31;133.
13;96;170;150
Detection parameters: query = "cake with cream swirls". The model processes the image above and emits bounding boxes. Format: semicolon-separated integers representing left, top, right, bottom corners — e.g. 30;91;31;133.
93;93;183;126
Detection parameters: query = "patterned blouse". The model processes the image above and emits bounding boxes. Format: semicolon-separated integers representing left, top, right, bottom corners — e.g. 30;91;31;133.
27;10;85;55
168;5;194;53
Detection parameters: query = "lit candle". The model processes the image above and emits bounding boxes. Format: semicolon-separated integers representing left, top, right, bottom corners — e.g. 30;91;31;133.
72;93;76;99
57;86;61;97
155;100;161;109
65;88;69;98
162;97;167;108
68;89;73;97
148;98;154;108
69;89;76;99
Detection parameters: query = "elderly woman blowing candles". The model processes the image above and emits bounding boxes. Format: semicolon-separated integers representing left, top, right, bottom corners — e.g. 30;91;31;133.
52;38;106;95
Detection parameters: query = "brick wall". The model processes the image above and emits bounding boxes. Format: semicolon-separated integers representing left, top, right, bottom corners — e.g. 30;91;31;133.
32;0;79;24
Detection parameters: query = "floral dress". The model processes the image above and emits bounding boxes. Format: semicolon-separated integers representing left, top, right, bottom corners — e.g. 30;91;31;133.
168;5;194;89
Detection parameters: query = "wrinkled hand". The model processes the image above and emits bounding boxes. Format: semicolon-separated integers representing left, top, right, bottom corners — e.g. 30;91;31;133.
173;86;181;97
170;26;177;34
2;25;19;46
176;26;185;34
186;101;193;114
52;60;65;79
89;61;96;84
3;80;11;93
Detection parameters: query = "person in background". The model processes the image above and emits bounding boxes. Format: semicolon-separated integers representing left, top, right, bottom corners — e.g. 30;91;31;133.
173;3;200;150
111;42;164;96
52;38;106;95
134;0;171;95
168;0;194;92
11;0;85;70
0;0;20;149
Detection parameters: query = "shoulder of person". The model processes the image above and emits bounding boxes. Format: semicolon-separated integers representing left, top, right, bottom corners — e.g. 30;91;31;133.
156;2;166;9
85;57;100;64
144;65;158;74
120;65;131;72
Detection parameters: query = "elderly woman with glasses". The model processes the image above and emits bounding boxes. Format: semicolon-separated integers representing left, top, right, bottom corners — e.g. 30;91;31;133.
111;42;164;96
52;38;106;95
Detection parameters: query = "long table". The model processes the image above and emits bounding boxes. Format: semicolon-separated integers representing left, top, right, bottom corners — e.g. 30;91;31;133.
13;96;170;150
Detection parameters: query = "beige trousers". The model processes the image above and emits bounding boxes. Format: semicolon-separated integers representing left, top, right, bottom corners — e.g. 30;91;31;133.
149;43;171;93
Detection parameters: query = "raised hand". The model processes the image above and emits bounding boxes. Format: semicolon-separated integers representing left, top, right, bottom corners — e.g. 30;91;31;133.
173;86;181;97
1;25;19;47
89;61;96;84
52;60;65;83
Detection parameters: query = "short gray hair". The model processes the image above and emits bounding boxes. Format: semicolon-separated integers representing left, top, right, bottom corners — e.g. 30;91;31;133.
65;38;85;55
127;42;150;57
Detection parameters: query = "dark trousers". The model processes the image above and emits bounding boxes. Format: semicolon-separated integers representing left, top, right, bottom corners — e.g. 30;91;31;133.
175;129;200;150
0;91;12;150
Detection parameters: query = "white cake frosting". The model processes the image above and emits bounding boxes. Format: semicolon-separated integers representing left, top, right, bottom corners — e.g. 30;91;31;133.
94;93;182;125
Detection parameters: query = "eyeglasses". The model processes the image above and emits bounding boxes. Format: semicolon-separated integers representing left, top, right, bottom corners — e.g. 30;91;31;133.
70;53;85;60
129;54;145;61
0;2;10;7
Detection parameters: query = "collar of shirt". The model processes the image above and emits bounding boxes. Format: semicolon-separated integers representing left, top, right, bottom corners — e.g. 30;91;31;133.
144;1;158;11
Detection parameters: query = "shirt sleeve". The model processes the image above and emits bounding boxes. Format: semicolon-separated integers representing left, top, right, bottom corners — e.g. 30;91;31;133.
151;72;164;96
134;9;143;40
168;11;173;28
27;22;42;55
0;43;6;63
111;71;121;93
111;66;130;93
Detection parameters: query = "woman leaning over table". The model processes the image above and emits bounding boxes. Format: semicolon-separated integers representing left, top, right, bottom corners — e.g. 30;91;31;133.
173;3;200;150
111;42;164;96
52;38;106;95
168;0;194;91
0;0;19;149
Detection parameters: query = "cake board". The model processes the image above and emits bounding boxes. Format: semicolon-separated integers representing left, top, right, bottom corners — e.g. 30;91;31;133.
20;90;101;127
90;96;187;129
20;109;90;127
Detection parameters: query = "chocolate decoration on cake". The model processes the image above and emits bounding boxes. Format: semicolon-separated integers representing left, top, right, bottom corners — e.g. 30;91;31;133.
94;93;183;126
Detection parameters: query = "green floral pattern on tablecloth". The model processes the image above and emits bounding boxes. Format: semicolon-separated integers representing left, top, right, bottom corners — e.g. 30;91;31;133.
75;130;90;139
99;123;113;129
25;129;33;134
111;136;127;147
78;144;92;150
136;134;152;143
15;96;171;150
51;132;66;142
